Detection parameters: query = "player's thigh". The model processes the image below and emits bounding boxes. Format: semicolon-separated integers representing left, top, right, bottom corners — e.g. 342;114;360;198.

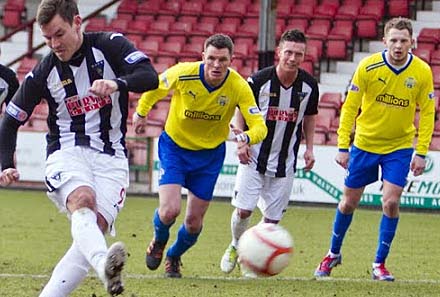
258;175;294;221
185;143;226;200
45;147;95;213
93;153;129;235
380;148;413;187
231;165;264;211
345;146;380;188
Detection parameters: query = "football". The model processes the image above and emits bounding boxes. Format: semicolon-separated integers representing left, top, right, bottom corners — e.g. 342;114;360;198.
237;223;294;277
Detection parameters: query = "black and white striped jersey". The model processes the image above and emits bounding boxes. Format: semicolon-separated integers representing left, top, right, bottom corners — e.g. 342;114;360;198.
0;32;158;169
0;64;19;108
247;66;319;177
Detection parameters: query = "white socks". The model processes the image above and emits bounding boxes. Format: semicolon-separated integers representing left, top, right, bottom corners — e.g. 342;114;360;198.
39;242;89;297
231;208;250;247
70;208;108;282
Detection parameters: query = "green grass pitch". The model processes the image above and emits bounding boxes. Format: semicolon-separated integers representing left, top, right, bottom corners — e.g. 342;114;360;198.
1;189;440;296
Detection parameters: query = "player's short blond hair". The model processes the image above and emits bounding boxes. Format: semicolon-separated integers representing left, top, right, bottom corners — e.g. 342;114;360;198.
384;17;413;37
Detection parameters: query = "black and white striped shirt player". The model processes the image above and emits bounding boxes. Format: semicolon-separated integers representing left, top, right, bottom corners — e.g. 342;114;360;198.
0;32;158;169
248;65;319;177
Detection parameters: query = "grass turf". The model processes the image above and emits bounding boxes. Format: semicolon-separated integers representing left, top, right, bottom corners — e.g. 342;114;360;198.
1;189;440;296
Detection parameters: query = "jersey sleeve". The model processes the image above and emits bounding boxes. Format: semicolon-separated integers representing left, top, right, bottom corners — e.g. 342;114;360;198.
305;75;319;116
136;64;180;117
97;33;158;93
0;64;46;170
337;62;366;150
237;81;268;145
415;65;435;156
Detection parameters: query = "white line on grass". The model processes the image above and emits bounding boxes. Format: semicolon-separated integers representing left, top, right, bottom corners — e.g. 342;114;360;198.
1;273;440;284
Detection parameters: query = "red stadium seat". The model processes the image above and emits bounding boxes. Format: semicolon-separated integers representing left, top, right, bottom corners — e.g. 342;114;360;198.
158;1;181;16
291;4;314;21
2;8;23;30
203;2;226;17
313;131;327;145
138;40;159;56
432;66;440;89
335;4;360;21
108;19;129;34
191;22;216;37
216;23;238;37
388;0;410;17
117;0;138;15
430;49;440;66
313;3;338;21
148;21;171;35
181;2;203;17
137;1;160;16
277;3;293;20
234;43;249;58
169;21;193;37
199;16;220;26
356;17;378;40
286;19;309;33
126;20;150;36
85;17;107;32
412;48;431;64
319;92;343;110
223;2;248;17
161;42;183;57
181;43;203;59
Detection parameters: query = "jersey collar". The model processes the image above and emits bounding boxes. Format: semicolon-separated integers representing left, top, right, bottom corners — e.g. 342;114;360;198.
199;63;230;93
382;50;412;75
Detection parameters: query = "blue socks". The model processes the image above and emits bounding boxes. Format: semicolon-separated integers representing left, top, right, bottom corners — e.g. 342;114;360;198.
167;224;200;258
375;214;399;264
152;208;174;243
330;208;353;255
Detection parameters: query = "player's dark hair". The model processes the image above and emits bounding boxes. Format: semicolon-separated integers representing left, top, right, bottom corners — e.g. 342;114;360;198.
279;29;307;45
204;34;234;55
384;17;413;37
37;0;79;26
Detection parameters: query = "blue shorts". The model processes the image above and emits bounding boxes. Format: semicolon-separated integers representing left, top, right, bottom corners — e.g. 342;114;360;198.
345;146;413;188
158;132;226;201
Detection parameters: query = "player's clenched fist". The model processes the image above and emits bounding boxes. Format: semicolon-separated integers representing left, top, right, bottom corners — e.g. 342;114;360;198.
0;168;19;187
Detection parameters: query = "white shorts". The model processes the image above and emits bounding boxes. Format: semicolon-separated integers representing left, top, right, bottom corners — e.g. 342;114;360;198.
231;164;294;221
45;146;129;235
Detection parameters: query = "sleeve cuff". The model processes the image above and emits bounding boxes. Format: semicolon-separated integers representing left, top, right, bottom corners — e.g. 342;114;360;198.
338;148;349;152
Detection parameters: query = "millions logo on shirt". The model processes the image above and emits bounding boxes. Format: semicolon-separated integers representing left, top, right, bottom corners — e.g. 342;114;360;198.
65;94;112;116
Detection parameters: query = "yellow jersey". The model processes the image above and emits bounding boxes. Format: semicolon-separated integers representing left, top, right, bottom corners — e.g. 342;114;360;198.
137;62;267;150
338;51;435;155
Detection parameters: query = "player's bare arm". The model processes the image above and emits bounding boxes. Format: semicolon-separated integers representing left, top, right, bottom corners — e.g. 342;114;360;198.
410;155;426;176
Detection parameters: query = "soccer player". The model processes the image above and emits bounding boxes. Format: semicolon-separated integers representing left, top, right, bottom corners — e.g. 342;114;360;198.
0;47;19;113
0;0;158;296
314;17;435;281
220;29;319;276
133;33;268;278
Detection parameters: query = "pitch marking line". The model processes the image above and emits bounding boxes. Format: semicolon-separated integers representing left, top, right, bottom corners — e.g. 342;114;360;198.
1;273;440;284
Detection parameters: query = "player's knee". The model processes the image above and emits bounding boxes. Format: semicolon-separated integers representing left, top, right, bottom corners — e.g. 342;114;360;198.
339;199;358;213
184;214;202;233
160;207;180;223
67;186;97;212
237;208;252;219
382;198;399;213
